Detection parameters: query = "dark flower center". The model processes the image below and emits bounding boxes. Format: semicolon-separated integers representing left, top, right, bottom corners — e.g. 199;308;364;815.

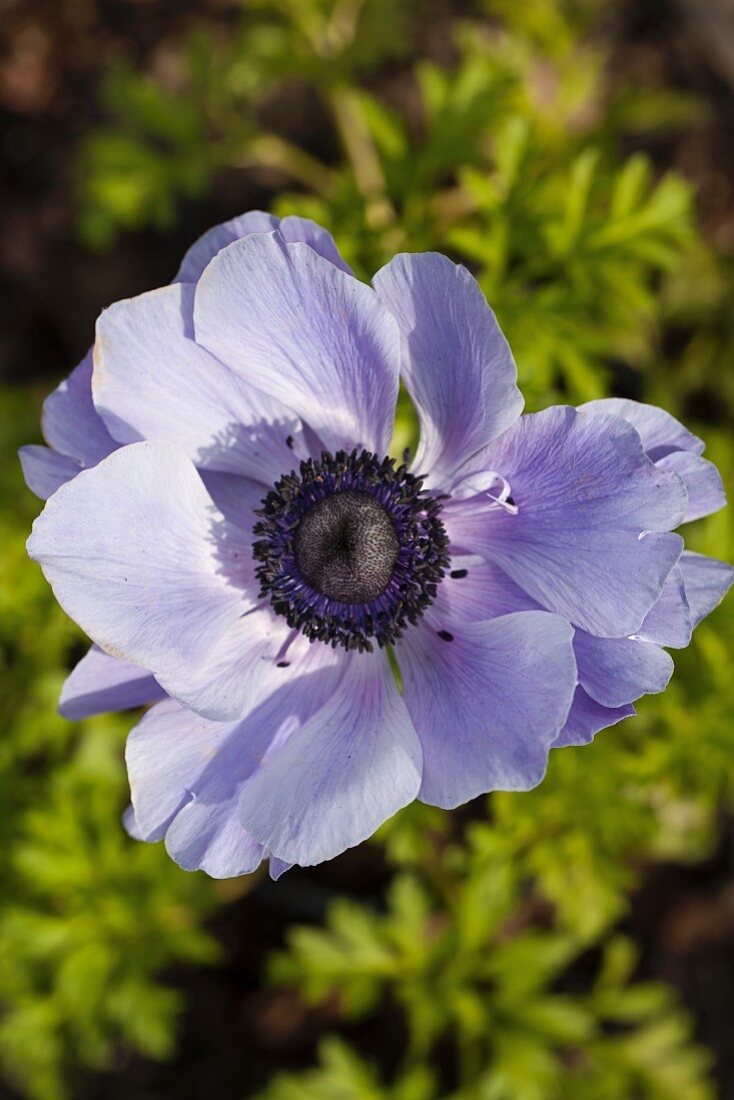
293;490;399;603
253;449;450;652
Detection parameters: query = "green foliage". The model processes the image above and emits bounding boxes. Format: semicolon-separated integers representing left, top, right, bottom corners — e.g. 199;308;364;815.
259;1036;435;1100
269;873;713;1099
79;66;211;248
79;0;697;409
5;0;734;1097
77;0;422;247
0;390;221;1100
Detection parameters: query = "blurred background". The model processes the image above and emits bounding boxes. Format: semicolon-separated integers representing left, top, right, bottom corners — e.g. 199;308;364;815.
2;0;734;1097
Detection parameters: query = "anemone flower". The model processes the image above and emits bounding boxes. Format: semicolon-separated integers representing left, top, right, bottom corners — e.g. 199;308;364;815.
22;212;733;878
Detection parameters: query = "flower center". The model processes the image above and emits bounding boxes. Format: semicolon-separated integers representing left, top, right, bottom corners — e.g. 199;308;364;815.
293;490;399;603
253;449;450;652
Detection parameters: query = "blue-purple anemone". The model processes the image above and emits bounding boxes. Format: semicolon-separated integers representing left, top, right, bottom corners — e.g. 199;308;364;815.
21;211;733;878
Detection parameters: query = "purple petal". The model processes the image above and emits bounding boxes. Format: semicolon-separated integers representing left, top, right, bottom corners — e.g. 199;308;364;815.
433;560;652;728
636;566;691;648
278;215;354;275
19;446;82;501
373;253;523;486
194;231;400;455
446;407;686;636
93;283;309;484
41;350;117;466
59;645;165;719
656;451;727;523
27;441;254;700
430;555;537;622
122;803;143;840
397;611;577;809
197;470;264;536
127;699;227;844
126;699;261;868
133;647;341;874
167;807;264;878
156;608;342;723
574;631;673;708
159;646;341;871
579;398;704;460
174;211;280;284
679;550;734;628
127;642;342;875
173;211;352;285
237;651;422;866
553;688;635;748
268;858;292;880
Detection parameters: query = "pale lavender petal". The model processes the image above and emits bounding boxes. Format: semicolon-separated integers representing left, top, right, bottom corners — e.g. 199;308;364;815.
268;858;292;880
127;699;259;859
443;556;681;718
41;350;117;466
278;215;353;275
166;809;264;878
19;445;81;500
446;407;686;636
574;631;673;708
432;555;537;622
122;804;143;840
127;642;341;874
679;550;734;627
442;555;685;717
59;645;165;719
373;253;523;486
397;611;576;809
194;231;400;455
636;566;691;649
198;470;264;536
237;651;422;866
27;441;254;698
553;688;635;748
93;283;309;483
155;608;343;724
174;211;352;284
579;397;704;460
127;699;232;844
656;451;727;523
173;211;280;284
161;654;341;875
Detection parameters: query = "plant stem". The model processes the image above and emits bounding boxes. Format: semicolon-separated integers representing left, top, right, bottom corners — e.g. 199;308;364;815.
326;85;397;231
246;134;335;198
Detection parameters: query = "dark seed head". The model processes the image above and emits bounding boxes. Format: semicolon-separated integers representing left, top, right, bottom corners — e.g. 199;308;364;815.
253;449;450;651
294;490;399;603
